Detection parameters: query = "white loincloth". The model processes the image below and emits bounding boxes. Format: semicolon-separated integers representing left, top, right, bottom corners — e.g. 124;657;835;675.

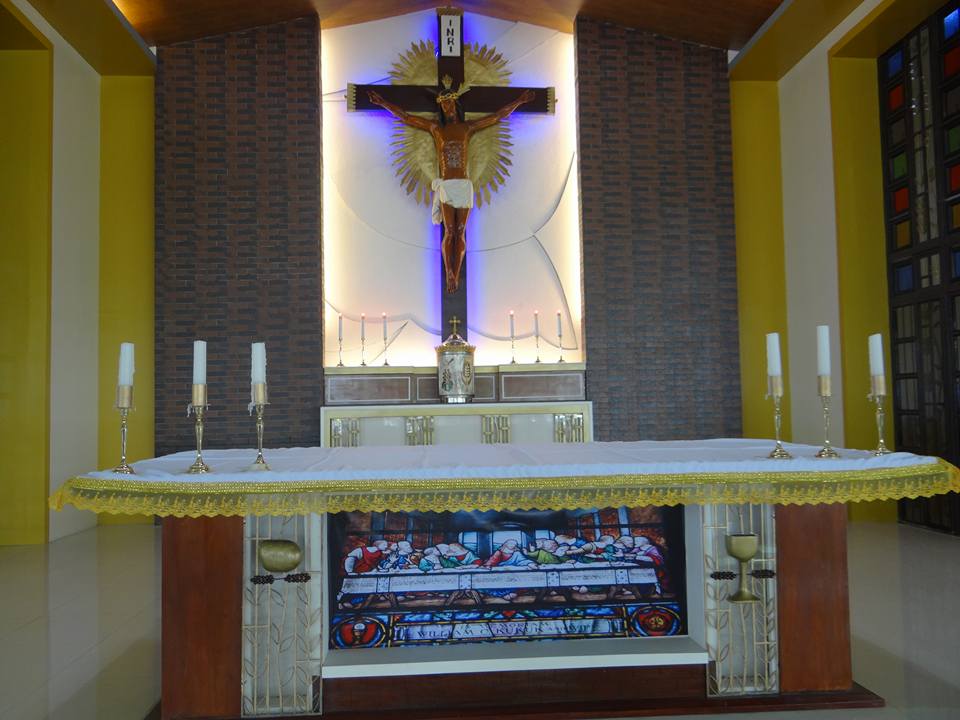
431;178;474;225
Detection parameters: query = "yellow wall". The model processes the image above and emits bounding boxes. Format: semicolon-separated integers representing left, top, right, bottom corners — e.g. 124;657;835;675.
731;81;790;440
97;75;154;526
0;1;52;544
829;55;896;521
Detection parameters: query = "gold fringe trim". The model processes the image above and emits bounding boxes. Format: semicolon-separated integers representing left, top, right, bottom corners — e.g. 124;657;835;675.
48;461;960;518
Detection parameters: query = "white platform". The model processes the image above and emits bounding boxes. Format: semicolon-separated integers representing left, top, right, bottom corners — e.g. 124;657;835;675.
321;636;709;678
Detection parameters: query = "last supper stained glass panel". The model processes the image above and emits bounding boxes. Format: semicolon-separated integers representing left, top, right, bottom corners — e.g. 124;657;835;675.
327;507;686;649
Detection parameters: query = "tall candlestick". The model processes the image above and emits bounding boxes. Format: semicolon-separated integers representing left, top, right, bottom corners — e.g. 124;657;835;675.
766;332;782;377
557;310;564;363
534;311;541;363
360;313;367;366
192;340;207;385
816;325;831;378
381;312;389;367
337;313;344;367
251;342;266;384
509;311;516;364
118;343;135;386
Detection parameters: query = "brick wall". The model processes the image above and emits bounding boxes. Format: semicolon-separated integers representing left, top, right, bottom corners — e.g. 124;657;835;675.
576;17;742;441
154;16;322;455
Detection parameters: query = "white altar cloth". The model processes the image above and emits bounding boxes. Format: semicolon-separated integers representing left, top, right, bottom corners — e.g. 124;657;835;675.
50;438;959;517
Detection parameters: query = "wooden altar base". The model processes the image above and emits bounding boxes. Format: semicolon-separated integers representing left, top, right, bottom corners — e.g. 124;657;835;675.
146;684;883;720
160;505;867;720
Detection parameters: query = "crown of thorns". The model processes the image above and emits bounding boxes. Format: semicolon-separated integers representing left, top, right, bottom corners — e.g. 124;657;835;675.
435;75;470;104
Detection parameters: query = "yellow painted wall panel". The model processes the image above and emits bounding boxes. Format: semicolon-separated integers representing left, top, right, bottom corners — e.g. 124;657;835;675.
731;81;790;441
97;75;154;525
829;56;896;522
0;43;52;543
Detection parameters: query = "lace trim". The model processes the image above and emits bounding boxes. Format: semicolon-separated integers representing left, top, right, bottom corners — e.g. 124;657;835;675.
48;460;960;518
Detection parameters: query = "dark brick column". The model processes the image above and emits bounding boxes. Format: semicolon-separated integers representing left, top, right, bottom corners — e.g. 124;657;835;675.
154;15;322;455
576;16;741;441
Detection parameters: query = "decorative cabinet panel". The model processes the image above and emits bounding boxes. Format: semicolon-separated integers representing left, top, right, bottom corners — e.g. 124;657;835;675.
321;402;593;447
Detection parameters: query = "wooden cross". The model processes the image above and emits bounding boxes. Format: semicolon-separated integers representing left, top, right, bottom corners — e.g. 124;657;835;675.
347;6;555;339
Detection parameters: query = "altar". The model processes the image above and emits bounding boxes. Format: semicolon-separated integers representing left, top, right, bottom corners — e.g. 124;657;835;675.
50;438;959;719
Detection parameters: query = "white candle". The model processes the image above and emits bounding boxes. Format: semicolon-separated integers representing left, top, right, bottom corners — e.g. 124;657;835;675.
192;340;207;385
556;310;562;337
338;313;343;342
118;342;135;386
509;310;515;339
534;311;540;337
360;313;366;342
816;325;831;377
868;333;884;377
766;332;782;377
382;312;387;342
251;342;266;384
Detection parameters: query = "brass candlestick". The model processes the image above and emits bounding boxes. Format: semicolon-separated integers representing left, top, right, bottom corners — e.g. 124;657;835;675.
767;375;792;459
558;326;565;363
815;376;840;459
187;383;211;474
337;336;344;367
112;385;135;474
725;533;761;603
870;374;891;455
535;327;541;363
249;382;269;471
360;336;367;367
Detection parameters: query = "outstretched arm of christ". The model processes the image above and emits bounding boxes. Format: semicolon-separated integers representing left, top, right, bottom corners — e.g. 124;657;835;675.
367;90;435;132
468;89;536;132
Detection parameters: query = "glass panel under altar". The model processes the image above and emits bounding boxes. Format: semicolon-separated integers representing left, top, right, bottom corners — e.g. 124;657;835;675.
326;507;687;649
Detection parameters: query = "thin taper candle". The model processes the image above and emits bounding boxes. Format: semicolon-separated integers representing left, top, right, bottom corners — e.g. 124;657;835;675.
766;333;782;377
192;340;207;385
338;313;343;342
556;310;562;338
868;333;884;377
118;342;135;386
251;342;266;384
509;310;515;338
534;311;540;337
360;313;366;342
816;325;830;377
382;312;387;342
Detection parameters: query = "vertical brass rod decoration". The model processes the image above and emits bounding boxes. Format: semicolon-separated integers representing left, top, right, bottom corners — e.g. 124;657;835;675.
187;383;211;474
870;374;891;455
767;375;792;459
112;385;135;474
815;376;839;458
250;382;269;471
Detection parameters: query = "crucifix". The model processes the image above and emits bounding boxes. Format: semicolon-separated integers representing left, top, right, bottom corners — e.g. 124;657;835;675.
347;6;555;339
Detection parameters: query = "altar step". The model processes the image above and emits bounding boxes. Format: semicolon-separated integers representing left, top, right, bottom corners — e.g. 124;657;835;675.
321;635;708;679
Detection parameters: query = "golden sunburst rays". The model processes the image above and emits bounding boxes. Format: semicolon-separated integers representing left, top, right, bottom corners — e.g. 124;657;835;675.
387;39;515;207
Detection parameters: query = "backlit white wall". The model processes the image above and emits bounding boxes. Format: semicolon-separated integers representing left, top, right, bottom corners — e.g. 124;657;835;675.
322;11;582;366
778;0;884;445
12;0;101;540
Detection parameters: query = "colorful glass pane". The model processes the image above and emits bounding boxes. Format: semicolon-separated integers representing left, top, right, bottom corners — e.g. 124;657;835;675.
896;220;911;248
948;125;960;154
952;164;960;193
952;203;960;230
953;249;960;279
891;118;907;146
888;50;904;77
889;84;905;111
892;153;908;179
947;86;960;118
948;46;960;77
946;9;960;39
895;263;914;292
894;186;910;214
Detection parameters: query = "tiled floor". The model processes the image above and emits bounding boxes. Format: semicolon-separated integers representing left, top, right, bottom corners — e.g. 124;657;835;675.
0;521;956;719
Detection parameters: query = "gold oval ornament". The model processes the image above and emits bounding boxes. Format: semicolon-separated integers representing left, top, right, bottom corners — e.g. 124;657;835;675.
258;540;303;573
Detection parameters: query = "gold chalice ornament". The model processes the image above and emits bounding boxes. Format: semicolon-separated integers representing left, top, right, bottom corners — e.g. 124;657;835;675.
725;534;761;603
258;540;303;573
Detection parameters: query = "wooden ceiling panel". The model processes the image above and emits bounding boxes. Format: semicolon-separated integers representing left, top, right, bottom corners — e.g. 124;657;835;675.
113;0;782;51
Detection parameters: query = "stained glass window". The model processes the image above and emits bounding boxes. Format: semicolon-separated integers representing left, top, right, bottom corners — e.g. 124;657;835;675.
881;8;960;534
894;262;914;293
946;9;960;39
